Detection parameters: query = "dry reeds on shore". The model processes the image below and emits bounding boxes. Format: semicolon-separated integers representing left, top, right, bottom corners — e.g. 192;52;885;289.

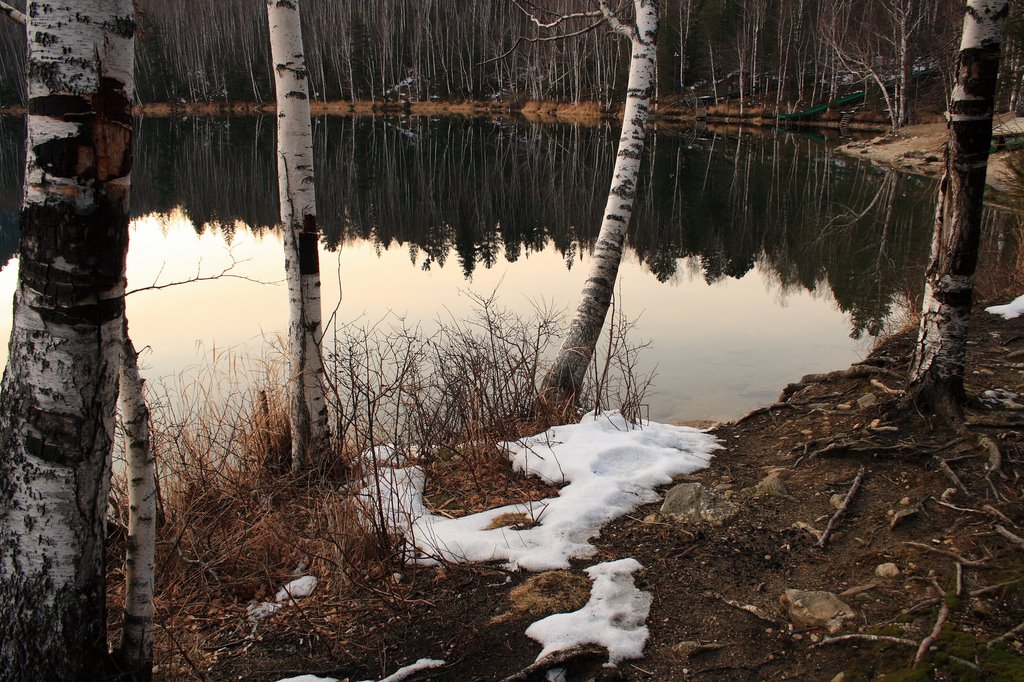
105;293;654;678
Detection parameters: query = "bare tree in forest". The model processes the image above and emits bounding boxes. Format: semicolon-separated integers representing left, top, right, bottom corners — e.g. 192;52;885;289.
541;0;659;408
267;0;329;471
0;1;135;678
906;0;1009;423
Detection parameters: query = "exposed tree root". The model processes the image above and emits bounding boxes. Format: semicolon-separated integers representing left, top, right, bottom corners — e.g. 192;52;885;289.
735;402;799;425
778;365;905;403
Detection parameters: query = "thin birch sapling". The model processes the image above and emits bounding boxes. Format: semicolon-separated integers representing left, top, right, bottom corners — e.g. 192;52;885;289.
267;0;330;471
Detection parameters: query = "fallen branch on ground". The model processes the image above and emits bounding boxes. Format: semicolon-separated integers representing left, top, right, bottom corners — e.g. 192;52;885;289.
914;582;949;667
903;542;990;568
994;525;1024;549
814;633;916;648
988;621;1024;649
499;645;606;682
936;459;969;496
818;466;866;549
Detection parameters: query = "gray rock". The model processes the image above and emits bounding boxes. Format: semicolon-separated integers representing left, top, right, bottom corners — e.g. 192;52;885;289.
780;589;856;633
875;563;900;579
661;483;739;526
739;473;791;499
857;392;878;409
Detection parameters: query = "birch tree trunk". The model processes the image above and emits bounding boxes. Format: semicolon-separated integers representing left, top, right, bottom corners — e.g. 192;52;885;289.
906;0;1008;424
267;0;329;472
117;326;156;681
540;0;658;407
0;2;134;678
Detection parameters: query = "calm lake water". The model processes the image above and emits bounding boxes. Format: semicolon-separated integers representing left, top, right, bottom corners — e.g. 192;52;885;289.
1;115;1006;422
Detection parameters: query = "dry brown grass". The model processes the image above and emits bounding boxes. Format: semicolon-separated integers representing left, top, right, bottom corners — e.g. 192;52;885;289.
105;295;654;677
491;571;592;624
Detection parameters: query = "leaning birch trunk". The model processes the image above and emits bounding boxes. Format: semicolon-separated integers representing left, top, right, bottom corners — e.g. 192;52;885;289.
117;326;156;681
0;1;134;678
267;0;329;471
906;0;1008;424
540;0;658;408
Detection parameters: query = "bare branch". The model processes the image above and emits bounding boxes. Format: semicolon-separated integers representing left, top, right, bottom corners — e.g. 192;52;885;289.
511;0;601;29
481;19;605;66
126;252;281;296
599;0;633;38
0;1;26;26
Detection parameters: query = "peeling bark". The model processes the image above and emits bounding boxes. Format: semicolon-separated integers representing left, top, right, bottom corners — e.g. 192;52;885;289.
0;2;134;679
267;0;329;471
541;0;658;406
906;0;1008;424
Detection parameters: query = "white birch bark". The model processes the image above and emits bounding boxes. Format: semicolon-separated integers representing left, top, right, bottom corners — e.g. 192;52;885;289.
541;0;658;405
117;327;156;681
907;0;1008;422
267;0;329;471
0;1;134;678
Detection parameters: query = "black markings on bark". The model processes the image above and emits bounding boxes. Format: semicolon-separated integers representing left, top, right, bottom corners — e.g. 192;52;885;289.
298;224;320;276
28;93;89;117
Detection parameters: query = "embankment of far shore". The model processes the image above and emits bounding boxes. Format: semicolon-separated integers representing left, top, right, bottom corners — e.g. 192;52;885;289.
0;98;897;132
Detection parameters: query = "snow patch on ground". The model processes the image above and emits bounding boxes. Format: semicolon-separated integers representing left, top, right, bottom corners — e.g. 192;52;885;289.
986;294;1024;319
248;575;319;621
360;411;719;570
365;658;446;682
275;657;445;682
524;558;653;665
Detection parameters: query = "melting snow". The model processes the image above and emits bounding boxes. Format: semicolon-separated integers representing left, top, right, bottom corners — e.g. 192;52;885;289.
360;411;720;570
525;558;652;665
275;657;445;682
986;294;1024;319
247;575;319;621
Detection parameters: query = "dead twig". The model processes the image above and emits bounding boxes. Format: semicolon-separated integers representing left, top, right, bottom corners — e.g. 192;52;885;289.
903;541;990;568
897;578;1023;618
498;645;605;682
814;633;916;648
987;621;1024;649
914;581;949;667
717;596;779;624
818;466;865;548
936;458;969;496
994;525;1024;549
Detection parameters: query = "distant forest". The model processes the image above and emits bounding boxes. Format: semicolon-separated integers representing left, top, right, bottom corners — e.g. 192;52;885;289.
4;0;1024;120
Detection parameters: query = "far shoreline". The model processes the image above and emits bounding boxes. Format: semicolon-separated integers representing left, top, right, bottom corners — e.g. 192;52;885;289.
0;97;894;132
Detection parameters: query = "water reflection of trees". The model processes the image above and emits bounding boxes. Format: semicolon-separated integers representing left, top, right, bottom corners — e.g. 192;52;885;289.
2;115;1007;336
0;116;24;269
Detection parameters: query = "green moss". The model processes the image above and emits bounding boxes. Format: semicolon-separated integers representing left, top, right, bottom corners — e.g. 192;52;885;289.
870;624;909;638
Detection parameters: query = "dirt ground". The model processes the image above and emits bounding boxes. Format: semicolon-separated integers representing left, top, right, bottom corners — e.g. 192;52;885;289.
836;119;1017;193
185;300;1024;682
